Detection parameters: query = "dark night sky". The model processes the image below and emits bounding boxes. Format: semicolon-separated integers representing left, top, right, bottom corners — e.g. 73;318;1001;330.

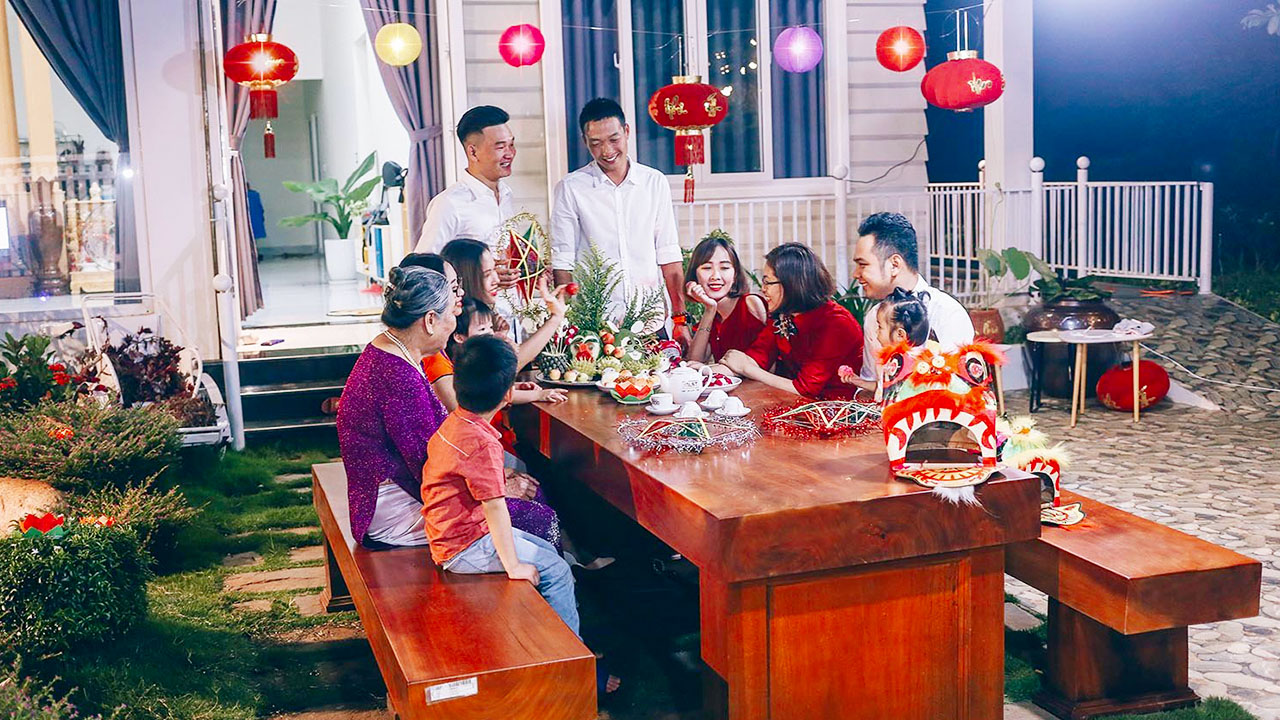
922;0;1280;219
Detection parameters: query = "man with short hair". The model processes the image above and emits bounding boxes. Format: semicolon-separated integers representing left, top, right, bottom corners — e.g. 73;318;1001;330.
550;98;689;345
852;211;974;381
415;105;518;265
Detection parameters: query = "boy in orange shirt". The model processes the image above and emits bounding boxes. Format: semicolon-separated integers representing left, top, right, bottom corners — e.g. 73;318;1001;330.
420;334;579;635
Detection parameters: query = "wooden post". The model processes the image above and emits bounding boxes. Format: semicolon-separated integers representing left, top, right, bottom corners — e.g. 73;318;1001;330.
1030;157;1045;258
1132;341;1141;423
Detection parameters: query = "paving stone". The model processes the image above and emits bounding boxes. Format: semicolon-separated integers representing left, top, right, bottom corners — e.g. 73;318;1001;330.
232;599;274;613
282;526;320;536
223;566;325;594
273;473;311;485
1003;703;1056;719
289;546;324;563
222;551;263;568
1204;672;1280;691
290;593;325;617
1004;603;1042;632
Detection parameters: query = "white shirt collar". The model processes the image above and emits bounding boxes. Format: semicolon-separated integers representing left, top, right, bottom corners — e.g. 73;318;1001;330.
460;169;510;202
586;159;636;188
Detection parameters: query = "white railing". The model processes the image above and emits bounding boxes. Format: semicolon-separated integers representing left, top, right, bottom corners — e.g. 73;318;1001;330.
676;157;1214;298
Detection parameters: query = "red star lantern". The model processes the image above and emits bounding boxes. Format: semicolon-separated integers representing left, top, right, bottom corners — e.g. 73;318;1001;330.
1096;360;1170;411
921;50;1004;112
648;76;729;203
224;34;298;158
875;26;925;72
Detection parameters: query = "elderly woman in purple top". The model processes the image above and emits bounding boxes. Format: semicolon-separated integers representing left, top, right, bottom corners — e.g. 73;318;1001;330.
336;264;561;549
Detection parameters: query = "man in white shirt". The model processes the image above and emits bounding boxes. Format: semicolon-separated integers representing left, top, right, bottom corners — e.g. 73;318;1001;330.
852;211;975;381
415;105;518;266
550;98;690;346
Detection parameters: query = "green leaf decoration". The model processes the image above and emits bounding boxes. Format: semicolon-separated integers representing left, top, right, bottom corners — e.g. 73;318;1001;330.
1003;248;1031;280
977;249;1006;276
343;152;377;194
1027;252;1055;278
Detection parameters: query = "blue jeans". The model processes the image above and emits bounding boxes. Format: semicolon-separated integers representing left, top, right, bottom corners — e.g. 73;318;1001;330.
444;528;580;637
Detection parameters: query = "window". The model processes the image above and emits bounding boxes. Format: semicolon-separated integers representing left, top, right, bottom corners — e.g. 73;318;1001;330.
561;0;826;183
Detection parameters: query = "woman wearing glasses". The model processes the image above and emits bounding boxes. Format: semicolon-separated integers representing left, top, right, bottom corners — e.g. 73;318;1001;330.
716;243;864;399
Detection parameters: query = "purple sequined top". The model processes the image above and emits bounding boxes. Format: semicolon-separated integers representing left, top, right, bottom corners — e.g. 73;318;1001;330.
337;345;448;543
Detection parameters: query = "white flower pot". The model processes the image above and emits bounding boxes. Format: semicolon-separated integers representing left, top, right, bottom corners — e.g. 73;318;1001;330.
323;237;357;281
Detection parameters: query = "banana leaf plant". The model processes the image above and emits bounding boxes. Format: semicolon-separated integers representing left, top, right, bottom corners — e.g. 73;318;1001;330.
278;152;379;238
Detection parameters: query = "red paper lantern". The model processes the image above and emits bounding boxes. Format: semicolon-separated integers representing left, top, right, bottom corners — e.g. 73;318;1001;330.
921;50;1004;112
224;33;298;158
1096;360;1170;411
499;24;545;67
647;76;729;203
875;26;925;72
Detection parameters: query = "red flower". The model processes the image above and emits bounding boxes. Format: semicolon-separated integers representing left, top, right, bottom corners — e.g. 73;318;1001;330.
52;372;70;386
0;376;15;390
48;363;67;372
47;423;74;441
79;515;116;527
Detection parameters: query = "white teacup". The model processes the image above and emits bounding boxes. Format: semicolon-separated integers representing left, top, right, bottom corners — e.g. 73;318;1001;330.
675;401;703;418
721;396;747;414
650;393;675;409
703;389;729;408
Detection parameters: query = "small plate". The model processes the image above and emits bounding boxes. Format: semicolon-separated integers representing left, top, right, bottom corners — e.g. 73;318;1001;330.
700;399;726;411
700;375;742;396
716;406;751;418
673;409;709;420
535;372;597;388
646;403;679;415
595;380;616;392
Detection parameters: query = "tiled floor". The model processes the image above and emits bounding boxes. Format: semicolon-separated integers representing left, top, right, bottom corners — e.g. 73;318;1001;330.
1001;292;1280;719
245;256;382;329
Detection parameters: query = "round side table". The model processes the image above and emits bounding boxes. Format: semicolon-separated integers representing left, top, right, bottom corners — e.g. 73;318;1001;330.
1025;329;1154;427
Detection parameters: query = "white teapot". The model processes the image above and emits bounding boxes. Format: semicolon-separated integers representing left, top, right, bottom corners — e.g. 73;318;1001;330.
656;364;707;404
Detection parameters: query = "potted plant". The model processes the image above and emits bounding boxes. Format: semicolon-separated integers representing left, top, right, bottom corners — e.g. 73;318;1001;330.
971;248;1054;343
280;152;379;281
1022;272;1120;398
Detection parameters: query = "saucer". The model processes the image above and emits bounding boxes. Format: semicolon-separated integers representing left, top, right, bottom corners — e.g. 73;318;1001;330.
700;398;726;411
647;403;679;415
716;406;751;418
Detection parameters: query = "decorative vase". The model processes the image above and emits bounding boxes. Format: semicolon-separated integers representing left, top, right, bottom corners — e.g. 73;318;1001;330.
1022;298;1120;398
28;180;70;296
967;308;1005;343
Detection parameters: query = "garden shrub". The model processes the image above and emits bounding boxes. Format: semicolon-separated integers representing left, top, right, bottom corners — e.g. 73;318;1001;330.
0;333;81;413
0;400;181;493
0;521;151;659
0;663;110;719
56;474;200;556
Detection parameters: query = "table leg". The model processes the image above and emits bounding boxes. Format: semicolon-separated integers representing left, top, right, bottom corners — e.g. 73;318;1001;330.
701;549;1005;720
1132;341;1141;423
1077;345;1088;418
994;364;1005;416
1070;345;1083;428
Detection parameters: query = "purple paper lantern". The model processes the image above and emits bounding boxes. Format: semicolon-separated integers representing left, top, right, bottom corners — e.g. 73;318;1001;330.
774;27;823;73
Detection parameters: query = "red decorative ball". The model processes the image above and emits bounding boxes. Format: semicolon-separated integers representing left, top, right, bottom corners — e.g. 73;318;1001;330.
1096;360;1170;411
498;24;545;67
921;51;1004;112
565;282;579;296
875;26;925;72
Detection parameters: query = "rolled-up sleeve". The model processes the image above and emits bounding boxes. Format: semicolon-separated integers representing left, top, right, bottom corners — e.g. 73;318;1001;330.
652;175;682;266
550;178;579;271
415;194;455;253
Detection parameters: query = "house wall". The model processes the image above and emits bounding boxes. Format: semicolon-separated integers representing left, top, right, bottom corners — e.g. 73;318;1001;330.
121;0;220;356
846;0;929;191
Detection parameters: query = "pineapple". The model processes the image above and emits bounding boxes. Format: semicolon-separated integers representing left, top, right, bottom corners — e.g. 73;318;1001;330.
571;359;598;379
538;352;570;377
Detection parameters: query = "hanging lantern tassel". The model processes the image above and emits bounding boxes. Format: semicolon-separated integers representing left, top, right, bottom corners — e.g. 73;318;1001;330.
250;88;278;119
263;121;276;159
684;166;695;204
676;131;704;165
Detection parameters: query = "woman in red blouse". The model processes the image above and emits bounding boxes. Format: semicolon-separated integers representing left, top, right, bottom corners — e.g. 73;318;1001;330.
683;233;768;363
718;243;864;399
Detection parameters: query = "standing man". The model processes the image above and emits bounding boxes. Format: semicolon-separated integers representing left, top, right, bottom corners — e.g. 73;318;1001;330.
415;105;518;263
852;212;974;381
550;98;690;346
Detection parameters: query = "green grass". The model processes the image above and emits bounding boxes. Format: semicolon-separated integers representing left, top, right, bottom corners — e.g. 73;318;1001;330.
1215;267;1280;323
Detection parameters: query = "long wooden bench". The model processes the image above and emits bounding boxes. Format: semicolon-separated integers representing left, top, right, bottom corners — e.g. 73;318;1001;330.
1006;490;1262;720
311;462;596;720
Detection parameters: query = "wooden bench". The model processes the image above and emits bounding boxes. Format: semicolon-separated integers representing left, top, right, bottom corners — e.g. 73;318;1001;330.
311;462;596;720
1006;490;1262;720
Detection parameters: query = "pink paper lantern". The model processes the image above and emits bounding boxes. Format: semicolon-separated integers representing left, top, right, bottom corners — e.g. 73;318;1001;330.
774;27;823;73
499;24;546;67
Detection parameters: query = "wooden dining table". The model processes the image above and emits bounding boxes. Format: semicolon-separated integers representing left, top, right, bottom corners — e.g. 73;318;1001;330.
507;381;1042;720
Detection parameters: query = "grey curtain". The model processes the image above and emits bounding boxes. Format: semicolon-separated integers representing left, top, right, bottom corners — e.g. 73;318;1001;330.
8;0;138;292
361;1;445;248
561;0;621;171
222;0;274;318
632;1;683;174
771;0;825;178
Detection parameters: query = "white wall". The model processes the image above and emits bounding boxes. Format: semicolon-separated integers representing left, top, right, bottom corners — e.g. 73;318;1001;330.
241;79;320;255
121;0;219;355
